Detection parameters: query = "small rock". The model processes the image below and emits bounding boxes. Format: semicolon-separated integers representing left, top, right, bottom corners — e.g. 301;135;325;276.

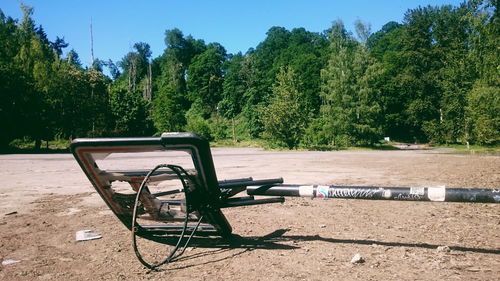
351;253;365;264
319;224;326;228
437;246;451;253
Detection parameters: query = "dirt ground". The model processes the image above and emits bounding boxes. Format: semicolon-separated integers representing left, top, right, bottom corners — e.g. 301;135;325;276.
0;147;499;280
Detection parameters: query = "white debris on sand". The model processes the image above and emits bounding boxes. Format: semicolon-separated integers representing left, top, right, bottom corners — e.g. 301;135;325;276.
2;259;20;266
76;229;102;241
436;245;451;253
351;253;365;264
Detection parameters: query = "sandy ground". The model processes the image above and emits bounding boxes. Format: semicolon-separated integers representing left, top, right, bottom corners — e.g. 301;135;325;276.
0;147;499;280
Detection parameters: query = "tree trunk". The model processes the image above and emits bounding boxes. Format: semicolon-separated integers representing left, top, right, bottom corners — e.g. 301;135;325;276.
232;118;236;143
35;138;41;151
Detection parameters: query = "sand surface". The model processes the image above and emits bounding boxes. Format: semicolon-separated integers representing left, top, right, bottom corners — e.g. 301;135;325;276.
0;148;499;280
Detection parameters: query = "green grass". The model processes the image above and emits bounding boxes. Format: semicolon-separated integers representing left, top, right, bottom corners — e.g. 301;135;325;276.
211;138;266;148
5;135;499;155
212;139;399;151
348;143;400;151
431;143;500;154
5;138;70;153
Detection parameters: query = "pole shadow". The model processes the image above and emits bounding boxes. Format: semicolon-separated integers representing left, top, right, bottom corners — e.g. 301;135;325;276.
146;228;499;272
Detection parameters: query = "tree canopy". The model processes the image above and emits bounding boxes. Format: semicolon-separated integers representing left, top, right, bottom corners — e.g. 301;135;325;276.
1;0;498;150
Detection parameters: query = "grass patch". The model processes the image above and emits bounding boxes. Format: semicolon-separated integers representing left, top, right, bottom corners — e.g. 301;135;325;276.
8;135;496;155
431;143;500;154
3;138;70;154
347;143;399;151
210;139;266;148
212;138;400;151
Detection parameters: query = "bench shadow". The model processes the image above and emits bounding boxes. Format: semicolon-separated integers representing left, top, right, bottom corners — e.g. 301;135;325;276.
148;228;499;271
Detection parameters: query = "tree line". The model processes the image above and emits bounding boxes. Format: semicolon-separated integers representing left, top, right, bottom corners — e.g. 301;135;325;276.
0;1;498;150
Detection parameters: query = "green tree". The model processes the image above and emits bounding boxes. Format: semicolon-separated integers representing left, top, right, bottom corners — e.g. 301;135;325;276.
118;42;152;93
319;21;357;146
465;85;499;144
355;53;384;144
151;29;207;134
318;21;381;147
370;7;443;142
1;5;113;148
219;53;247;140
463;0;499;144
109;84;152;136
152;54;188;133
422;4;475;143
367;21;403;60
279;28;328;113
48;61;111;139
0;9;24;147
152;84;186;132
238;26;328;138
260;67;310;149
14;4;56;148
219;53;246;119
399;6;442;142
186;44;226;117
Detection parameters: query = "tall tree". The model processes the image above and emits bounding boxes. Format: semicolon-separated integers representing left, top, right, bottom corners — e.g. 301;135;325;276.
219;53;246;120
186;43;226;117
260;67;310;148
423;4;475;143
118;42;152;92
14;4;56;148
317;20;382;147
151;29;207;134
0;9;24;147
109;84;152;136
464;0;500;144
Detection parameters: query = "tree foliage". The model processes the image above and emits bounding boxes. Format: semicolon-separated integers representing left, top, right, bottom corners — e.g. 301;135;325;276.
260;67;310;148
1;1;498;150
317;21;382;147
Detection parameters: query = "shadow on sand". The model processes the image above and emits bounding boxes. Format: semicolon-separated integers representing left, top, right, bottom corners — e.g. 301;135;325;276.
140;228;499;271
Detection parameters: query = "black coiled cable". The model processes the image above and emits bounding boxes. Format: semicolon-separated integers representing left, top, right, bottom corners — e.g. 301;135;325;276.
131;164;203;269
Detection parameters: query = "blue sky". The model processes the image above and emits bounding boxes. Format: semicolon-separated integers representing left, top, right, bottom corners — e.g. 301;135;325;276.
2;0;464;68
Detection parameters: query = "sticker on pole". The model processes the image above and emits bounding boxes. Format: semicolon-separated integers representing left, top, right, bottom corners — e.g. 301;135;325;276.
410;187;425;195
316;186;329;198
427;186;446;201
298;185;314;197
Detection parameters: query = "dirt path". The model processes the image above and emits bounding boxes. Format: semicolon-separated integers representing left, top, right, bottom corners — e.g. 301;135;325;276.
1;148;499;280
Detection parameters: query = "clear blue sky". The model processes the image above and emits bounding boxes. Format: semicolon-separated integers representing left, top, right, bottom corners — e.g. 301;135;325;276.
2;0;464;68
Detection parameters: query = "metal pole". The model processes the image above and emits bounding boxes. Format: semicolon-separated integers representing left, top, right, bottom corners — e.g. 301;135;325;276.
247;184;500;203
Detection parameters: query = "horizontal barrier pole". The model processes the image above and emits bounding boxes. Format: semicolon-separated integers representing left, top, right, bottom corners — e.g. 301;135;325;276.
220;197;285;208
219;178;284;189
247;184;500;203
